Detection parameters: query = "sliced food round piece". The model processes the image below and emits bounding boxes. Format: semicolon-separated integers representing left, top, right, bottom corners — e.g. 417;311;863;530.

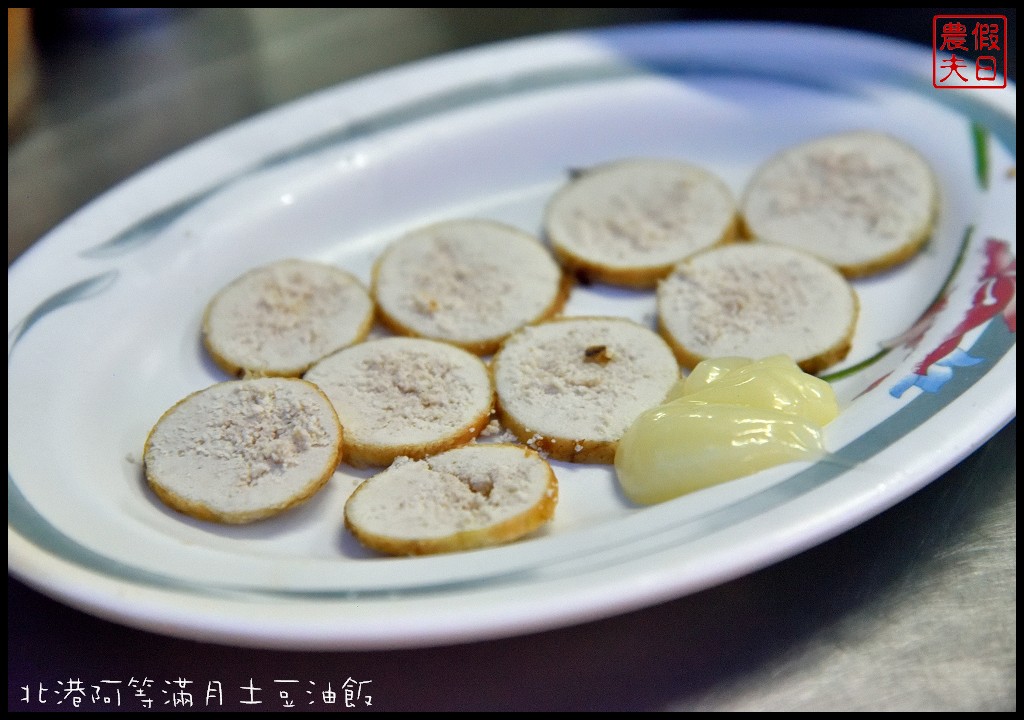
345;444;558;555
304;337;494;468
544;158;739;287
492;316;679;464
143;377;343;524
372;219;570;355
203;258;374;377
741;131;939;277
656;243;859;374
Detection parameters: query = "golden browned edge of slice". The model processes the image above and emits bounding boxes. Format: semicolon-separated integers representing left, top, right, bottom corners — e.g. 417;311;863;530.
201;265;376;379
142;380;344;524
342;397;496;469
491;405;620;464
202;338;246;378
656;282;861;375
343;444;559;556
835;232;933;279
369;250;575;356
549;213;742;289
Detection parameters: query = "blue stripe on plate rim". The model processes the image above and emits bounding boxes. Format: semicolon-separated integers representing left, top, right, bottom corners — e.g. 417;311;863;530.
7;22;1017;602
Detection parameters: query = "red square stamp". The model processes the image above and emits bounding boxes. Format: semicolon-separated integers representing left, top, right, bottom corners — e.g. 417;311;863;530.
933;15;1008;89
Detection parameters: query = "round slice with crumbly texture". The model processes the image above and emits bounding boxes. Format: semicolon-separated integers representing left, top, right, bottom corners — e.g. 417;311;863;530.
657;243;859;374
372;219;570;355
203;258;375;378
143;378;343;524
304;337;494;468
741;131;939;277
492;316;679;464
344;444;558;555
543;159;740;287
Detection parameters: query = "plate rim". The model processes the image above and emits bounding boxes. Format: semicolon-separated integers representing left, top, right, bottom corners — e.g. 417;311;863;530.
8;20;1017;649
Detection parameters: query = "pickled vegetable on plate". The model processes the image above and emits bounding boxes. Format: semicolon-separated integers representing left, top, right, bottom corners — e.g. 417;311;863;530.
615;355;839;505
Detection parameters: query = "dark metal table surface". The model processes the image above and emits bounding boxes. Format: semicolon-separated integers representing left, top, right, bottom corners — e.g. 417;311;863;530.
8;9;1015;711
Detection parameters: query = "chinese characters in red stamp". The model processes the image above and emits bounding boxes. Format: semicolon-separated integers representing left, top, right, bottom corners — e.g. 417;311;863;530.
933;15;1008;89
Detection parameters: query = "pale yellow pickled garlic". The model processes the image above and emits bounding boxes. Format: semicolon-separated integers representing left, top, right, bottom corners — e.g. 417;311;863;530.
670;356;752;396
615;355;839;505
667;354;839;427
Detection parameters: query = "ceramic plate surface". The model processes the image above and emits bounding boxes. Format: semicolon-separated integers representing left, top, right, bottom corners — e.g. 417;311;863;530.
8;23;1016;649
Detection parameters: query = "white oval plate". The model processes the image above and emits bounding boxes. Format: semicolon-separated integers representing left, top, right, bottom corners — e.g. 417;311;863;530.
8;23;1016;650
